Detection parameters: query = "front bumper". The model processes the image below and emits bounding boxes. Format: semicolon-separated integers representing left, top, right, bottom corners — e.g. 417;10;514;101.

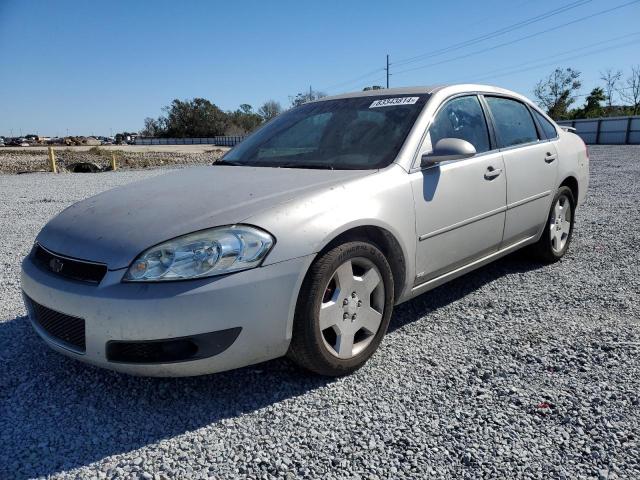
21;253;314;376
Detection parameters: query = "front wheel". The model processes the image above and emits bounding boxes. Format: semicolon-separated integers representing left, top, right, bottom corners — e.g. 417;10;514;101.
288;241;395;376
529;186;575;262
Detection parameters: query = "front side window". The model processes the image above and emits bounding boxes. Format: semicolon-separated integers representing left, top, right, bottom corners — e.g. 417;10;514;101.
532;109;558;139
222;95;429;170
426;95;490;154
485;96;538;148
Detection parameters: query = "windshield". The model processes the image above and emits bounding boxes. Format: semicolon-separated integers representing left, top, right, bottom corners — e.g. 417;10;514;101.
220;94;429;170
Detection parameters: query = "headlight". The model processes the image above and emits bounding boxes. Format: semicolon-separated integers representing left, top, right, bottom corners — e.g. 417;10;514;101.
123;225;274;282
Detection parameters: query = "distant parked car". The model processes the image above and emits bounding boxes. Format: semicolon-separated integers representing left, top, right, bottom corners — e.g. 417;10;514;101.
21;84;589;377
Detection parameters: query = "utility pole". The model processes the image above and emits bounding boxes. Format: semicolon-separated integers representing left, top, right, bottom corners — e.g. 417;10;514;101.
385;54;390;89
309;85;313;100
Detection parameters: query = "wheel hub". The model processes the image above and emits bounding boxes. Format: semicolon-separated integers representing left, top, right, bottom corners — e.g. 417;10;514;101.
343;292;361;321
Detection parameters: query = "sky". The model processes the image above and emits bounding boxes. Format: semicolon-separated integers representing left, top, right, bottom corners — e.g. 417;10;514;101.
0;0;639;137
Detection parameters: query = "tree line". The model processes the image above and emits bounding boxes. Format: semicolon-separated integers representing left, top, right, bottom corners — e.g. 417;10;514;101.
534;66;640;120
140;89;326;138
140;67;640;138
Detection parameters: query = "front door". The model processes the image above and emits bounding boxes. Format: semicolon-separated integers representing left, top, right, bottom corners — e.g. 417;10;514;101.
411;95;506;285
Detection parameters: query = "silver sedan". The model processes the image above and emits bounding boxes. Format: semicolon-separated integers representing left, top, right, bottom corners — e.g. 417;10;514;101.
21;84;589;376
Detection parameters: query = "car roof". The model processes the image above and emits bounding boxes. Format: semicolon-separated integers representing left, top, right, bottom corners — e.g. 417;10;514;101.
316;83;528;103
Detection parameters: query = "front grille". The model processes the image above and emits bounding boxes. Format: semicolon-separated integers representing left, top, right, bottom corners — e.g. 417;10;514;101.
107;340;198;363
106;328;242;364
32;243;107;284
26;296;86;352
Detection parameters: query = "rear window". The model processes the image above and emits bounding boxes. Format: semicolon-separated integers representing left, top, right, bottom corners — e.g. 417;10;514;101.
486;96;538;148
532;109;558;139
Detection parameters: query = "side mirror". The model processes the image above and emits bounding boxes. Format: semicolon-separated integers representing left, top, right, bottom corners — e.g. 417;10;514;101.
421;138;476;167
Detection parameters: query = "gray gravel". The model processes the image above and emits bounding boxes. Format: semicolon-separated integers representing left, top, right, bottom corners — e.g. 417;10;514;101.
1;146;639;479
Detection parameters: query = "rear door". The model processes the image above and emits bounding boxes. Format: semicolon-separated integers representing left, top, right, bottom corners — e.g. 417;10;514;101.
483;95;559;246
411;94;506;285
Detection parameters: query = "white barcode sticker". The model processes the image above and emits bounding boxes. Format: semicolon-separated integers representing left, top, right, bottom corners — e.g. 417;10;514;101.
369;97;419;108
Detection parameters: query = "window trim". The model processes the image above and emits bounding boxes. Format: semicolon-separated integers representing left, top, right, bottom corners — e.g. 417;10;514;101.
410;92;498;171
528;105;559;141
482;94;542;150
409;91;560;172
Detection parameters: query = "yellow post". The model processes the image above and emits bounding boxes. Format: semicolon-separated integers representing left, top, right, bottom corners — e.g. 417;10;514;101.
110;152;118;171
47;146;58;173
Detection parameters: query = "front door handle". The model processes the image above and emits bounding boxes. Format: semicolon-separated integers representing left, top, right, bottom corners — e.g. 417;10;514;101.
484;166;502;180
545;152;557;163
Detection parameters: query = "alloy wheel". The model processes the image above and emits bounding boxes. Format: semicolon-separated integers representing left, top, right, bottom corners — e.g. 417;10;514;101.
550;194;572;253
319;257;385;359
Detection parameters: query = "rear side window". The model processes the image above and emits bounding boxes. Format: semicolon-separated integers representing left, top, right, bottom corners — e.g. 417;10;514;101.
428;95;490;154
532;109;558;139
486;96;538;148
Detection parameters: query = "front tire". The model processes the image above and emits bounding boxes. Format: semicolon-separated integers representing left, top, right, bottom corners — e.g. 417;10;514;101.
529;186;575;262
288;241;394;376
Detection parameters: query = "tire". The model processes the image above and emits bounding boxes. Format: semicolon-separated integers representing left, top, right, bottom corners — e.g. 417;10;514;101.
529;186;576;263
288;241;395;376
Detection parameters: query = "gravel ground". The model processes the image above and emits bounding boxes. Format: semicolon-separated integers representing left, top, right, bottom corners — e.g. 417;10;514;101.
1;146;639;479
0;147;227;174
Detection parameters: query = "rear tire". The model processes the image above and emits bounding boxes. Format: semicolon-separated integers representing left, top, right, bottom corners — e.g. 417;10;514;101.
288;241;394;376
529;186;575;263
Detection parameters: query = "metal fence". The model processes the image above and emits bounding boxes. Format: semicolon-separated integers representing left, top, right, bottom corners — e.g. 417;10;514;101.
557;116;640;145
134;136;246;147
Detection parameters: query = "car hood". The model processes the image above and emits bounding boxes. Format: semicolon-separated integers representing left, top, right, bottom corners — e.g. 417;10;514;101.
37;165;370;269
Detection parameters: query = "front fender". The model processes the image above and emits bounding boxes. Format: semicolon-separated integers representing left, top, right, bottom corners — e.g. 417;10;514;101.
245;164;417;299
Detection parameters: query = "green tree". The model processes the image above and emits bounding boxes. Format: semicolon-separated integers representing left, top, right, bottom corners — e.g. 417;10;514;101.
619;65;640;115
534;68;581;120
576;87;605;118
140;117;166;137
363;85;383;91
600;69;622;110
290;88;326;108
239;104;253;115
258;100;282;121
162;98;229;137
227;104;263;134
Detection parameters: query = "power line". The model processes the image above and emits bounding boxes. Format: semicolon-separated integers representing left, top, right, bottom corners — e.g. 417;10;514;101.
322;68;384;93
320;0;639;95
457;0;533;31
475;38;640;92
321;0;591;93
392;0;640;77
470;31;640;82
392;0;592;68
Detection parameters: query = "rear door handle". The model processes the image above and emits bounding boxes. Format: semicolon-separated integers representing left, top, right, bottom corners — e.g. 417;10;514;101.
484;166;502;180
545;152;557;163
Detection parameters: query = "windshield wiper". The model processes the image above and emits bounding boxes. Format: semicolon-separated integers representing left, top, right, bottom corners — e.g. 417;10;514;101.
214;159;336;169
214;159;245;166
275;162;334;170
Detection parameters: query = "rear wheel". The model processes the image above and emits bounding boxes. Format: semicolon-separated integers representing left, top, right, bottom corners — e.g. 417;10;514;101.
288;241;394;376
529;186;575;262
